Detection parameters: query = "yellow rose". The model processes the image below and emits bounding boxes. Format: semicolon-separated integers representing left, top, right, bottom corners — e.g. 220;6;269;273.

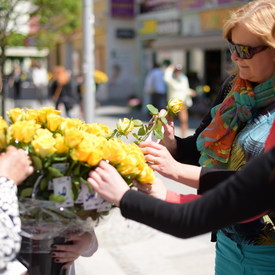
104;139;127;164
32;134;56;157
166;98;183;114
117;118;135;135
60;118;84;133
10;120;41;143
71;134;106;166
46;113;64;132
54;133;69;154
0;117;8;149
35;128;53;138
64;129;84;148
25;109;40;123
116;144;143;176
38;107;61;124
87;136;107;166
83;123;112;137
7;108;25;122
137;165;155;184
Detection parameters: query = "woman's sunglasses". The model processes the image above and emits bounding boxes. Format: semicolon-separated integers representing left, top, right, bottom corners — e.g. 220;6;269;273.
228;40;269;59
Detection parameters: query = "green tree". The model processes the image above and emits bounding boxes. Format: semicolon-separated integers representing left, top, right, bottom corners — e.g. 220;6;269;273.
0;0;81;116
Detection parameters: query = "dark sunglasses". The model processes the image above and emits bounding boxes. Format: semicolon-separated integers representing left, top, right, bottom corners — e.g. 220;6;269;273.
228;40;269;59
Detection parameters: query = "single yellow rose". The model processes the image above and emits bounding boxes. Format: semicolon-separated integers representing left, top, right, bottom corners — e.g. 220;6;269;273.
25;109;40;123
7;108;25;123
0;117;8;149
137;165;155;184
166;98;183;115
83;123;112;137
104;139;127;164
60;118;84;133
71;134;106;166
10;120;41;143
54;133;69;154
32;134;56;157
117;118;135;135
64;129;84;148
87;135;106;166
46;113;64;132
38;107;61;124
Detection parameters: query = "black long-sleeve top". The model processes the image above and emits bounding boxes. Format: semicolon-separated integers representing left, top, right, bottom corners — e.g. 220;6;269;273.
120;147;275;238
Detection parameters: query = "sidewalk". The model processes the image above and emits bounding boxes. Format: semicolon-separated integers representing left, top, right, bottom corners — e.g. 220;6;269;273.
5;98;215;275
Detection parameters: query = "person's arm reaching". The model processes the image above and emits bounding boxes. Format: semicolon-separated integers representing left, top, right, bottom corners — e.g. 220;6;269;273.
88;147;275;239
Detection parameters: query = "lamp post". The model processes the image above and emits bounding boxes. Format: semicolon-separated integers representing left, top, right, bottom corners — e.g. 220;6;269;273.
82;0;95;123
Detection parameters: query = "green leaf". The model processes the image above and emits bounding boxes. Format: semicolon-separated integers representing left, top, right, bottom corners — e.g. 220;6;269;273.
20;188;33;198
138;126;146;136
153;129;164;140
160;116;168;124
39;177;48;191
133;119;143;127
146;104;159;115
47;167;64;178
31;156;43;170
49;194;66;203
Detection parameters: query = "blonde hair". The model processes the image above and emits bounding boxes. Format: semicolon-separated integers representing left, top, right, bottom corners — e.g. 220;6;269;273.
223;0;275;48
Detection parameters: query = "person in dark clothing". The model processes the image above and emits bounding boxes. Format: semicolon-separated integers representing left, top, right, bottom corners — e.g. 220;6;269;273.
8;65;22;100
87;145;275;239
50;66;75;117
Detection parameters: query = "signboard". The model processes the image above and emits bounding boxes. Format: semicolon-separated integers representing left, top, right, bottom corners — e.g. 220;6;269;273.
138;20;157;34
179;0;245;10
116;28;135;38
200;7;236;30
111;0;135;18
140;0;177;13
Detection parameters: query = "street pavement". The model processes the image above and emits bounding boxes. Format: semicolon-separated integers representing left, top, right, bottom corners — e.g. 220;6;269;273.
5;97;215;275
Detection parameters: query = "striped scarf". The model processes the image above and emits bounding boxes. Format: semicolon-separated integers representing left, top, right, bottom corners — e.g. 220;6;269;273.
197;76;275;168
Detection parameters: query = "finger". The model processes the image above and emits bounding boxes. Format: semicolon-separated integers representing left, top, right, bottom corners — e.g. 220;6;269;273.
145;155;160;165
52;245;75;253
87;177;100;190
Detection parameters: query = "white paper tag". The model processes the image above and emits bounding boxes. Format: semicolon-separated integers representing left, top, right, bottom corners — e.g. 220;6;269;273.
82;184;102;210
52;176;74;207
97;200;112;212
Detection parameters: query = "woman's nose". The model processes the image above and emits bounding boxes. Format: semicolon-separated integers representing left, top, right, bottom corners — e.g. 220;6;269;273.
231;50;239;62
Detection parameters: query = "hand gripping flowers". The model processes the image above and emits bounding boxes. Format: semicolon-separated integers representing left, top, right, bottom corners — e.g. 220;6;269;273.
3;107;155;221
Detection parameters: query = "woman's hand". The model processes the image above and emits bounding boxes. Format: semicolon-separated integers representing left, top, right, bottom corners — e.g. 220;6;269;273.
139;141;181;180
158;109;177;155
134;177;167;200
88;161;130;206
51;232;96;269
0;146;34;185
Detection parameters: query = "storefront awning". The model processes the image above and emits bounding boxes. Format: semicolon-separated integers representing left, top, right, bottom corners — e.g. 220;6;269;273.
4;46;49;58
152;35;228;50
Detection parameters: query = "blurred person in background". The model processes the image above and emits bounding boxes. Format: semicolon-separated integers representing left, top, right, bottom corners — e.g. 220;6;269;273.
8;64;22;101
143;62;167;110
32;61;49;105
50;66;75;117
164;64;195;137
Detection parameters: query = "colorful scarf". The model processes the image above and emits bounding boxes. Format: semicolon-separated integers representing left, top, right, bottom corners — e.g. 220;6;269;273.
196;76;275;168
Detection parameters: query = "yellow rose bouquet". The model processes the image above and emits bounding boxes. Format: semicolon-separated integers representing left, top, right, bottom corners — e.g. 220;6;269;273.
3;107;155;225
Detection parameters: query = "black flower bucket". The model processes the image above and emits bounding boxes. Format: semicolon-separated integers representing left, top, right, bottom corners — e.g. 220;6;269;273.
17;198;93;275
18;236;71;275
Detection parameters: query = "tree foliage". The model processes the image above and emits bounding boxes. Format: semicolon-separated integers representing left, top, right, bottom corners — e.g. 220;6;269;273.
0;0;82;71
